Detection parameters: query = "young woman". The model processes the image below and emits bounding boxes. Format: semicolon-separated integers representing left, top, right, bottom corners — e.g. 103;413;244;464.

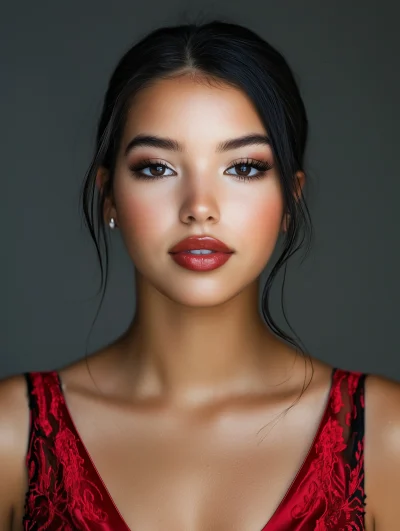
0;20;399;531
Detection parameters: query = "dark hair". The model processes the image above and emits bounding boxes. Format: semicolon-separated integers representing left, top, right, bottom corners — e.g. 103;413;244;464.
80;20;314;392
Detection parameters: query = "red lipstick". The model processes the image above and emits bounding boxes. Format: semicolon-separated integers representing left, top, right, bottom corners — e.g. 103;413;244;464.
168;235;234;271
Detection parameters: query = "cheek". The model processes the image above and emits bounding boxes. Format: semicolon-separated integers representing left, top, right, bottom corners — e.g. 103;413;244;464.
118;196;170;241
113;179;174;261
229;183;284;255
250;197;283;239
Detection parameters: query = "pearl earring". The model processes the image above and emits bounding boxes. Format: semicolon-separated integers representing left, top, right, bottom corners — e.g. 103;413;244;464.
109;217;116;229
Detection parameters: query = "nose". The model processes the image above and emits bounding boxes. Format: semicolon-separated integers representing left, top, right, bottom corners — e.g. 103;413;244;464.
179;187;220;225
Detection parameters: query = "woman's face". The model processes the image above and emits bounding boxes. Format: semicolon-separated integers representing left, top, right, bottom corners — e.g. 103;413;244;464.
100;75;301;307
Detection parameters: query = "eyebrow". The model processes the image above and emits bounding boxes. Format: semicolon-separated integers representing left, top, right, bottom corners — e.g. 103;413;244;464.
124;133;270;156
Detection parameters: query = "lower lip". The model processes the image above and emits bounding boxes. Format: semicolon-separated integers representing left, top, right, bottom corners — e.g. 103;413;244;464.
169;251;233;271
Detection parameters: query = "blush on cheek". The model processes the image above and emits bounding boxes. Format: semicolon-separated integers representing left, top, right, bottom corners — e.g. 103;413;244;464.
246;198;284;247
265;199;284;224
117;197;170;244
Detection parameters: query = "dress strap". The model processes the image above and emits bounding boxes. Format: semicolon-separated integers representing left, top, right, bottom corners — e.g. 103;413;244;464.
331;369;368;513
24;372;35;411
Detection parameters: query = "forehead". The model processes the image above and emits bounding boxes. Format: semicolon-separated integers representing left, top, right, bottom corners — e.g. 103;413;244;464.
123;75;267;141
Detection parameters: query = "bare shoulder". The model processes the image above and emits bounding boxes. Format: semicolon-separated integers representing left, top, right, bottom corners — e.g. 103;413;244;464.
0;373;30;441
0;373;31;529
365;372;400;437
364;373;400;530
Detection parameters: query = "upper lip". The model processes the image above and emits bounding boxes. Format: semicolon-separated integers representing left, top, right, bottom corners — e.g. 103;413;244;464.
169;235;234;253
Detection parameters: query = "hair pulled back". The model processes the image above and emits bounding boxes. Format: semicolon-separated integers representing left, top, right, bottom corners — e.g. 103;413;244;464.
81;20;313;372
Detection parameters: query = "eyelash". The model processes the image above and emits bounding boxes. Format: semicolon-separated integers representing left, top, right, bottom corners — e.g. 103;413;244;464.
128;158;274;182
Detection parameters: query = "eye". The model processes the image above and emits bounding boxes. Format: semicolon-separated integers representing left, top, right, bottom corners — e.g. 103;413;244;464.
129;159;176;180
224;159;274;181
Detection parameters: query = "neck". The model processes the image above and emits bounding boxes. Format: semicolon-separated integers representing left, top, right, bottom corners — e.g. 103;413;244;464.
116;273;292;405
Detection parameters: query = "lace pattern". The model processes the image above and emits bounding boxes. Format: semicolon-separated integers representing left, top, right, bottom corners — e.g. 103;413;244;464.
23;368;367;530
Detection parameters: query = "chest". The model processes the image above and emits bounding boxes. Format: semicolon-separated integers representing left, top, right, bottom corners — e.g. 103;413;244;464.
22;388;366;531
87;412;308;531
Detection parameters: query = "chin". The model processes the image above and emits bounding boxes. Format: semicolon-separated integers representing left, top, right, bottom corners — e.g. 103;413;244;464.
156;280;246;309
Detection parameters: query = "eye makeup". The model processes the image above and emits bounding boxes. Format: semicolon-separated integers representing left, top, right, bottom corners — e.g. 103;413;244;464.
128;157;274;182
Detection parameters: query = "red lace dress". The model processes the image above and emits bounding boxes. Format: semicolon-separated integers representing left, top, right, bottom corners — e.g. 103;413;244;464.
23;368;367;530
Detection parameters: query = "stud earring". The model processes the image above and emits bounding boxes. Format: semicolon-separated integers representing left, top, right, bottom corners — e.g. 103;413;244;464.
109;217;116;229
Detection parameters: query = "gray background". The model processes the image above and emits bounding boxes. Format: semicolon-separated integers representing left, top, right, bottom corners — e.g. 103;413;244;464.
1;1;399;380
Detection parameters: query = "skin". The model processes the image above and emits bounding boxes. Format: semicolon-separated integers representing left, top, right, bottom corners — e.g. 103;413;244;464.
0;74;399;530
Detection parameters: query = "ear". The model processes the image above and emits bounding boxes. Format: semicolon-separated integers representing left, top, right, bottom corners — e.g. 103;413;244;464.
96;167;118;227
281;171;306;233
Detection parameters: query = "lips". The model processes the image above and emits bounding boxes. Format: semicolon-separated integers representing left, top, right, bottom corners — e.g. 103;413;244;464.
168;235;234;254
168;235;234;272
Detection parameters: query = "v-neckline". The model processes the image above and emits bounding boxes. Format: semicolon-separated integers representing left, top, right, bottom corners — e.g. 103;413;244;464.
55;367;337;531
